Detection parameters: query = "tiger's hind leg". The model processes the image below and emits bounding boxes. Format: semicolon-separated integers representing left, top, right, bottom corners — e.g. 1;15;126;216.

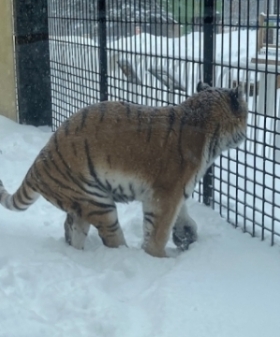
172;202;197;251
83;200;127;249
64;213;90;250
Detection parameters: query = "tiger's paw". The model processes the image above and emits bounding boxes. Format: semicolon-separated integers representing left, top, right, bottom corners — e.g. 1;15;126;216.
172;226;197;251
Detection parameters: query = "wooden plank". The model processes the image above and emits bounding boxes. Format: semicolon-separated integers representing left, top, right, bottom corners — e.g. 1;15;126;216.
251;58;280;66
0;0;17;122
257;13;265;52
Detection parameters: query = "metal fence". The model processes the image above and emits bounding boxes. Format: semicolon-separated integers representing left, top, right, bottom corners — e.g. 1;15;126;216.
15;0;280;246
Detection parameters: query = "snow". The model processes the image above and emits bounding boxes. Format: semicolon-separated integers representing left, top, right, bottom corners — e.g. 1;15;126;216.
1;115;280;337
53;29;257;62
49;30;259;114
49;29;260;109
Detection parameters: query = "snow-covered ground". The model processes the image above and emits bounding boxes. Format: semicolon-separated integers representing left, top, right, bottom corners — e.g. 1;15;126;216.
1;116;280;337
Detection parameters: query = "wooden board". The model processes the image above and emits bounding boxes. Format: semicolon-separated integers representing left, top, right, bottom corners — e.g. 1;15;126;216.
0;0;17;121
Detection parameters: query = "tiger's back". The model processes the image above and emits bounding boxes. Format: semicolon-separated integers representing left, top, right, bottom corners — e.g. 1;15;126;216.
0;82;248;257
51;101;206;181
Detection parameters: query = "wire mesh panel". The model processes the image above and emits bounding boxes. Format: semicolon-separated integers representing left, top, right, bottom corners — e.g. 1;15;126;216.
47;0;280;246
211;0;280;245
105;0;203;107
48;1;101;129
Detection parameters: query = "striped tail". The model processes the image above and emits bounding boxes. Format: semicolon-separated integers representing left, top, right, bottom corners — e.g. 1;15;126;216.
0;179;40;212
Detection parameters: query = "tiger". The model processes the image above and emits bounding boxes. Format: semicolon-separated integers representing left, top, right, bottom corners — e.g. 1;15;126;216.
0;81;248;258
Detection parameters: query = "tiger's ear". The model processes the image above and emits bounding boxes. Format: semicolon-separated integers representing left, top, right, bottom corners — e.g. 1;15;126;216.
197;81;210;92
230;85;244;104
233;85;244;98
229;85;245;113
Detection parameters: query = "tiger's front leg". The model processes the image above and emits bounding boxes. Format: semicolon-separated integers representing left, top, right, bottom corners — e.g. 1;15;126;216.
172;202;198;251
142;194;184;258
64;213;90;250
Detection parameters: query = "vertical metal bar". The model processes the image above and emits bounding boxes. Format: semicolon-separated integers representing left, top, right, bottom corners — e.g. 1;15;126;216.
98;0;108;101
271;0;279;246
203;0;215;86
203;0;215;206
244;0;250;234
13;0;52;126
219;0;225;216
261;0;270;241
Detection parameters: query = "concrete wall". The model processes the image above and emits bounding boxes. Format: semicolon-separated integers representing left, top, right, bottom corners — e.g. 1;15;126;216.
0;0;17;121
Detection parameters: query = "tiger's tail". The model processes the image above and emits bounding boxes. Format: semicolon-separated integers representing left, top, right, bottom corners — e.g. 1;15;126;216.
0;177;40;212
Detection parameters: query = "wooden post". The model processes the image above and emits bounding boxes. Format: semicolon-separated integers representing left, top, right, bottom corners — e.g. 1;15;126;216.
0;0;17;121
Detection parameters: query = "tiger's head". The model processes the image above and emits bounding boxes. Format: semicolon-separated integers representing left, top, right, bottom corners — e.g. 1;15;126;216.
183;81;248;163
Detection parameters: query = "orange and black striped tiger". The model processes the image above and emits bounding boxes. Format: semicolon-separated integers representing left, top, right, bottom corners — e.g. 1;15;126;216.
0;82;248;257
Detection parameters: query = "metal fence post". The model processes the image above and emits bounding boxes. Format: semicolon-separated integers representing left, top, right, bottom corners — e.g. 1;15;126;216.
98;0;108;101
203;0;215;206
13;0;52;126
